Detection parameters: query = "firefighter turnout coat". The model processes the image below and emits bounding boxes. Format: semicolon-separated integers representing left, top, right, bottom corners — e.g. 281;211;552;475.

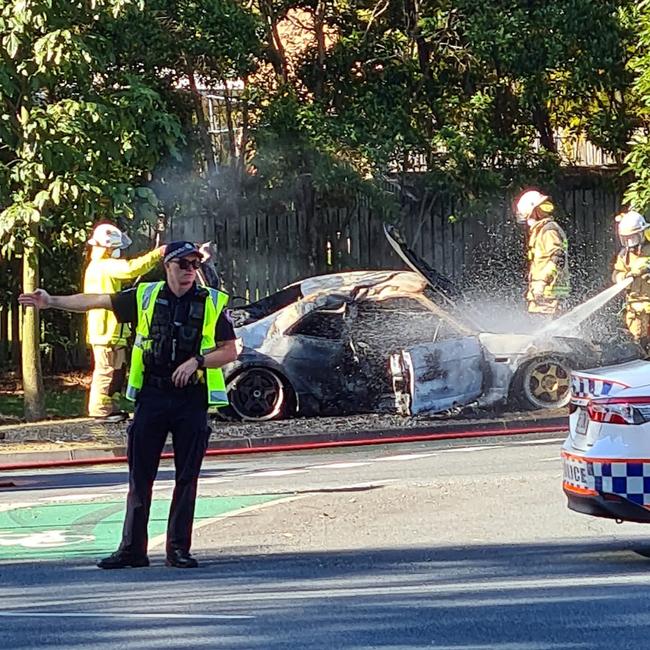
527;218;570;314
83;249;162;346
613;243;650;343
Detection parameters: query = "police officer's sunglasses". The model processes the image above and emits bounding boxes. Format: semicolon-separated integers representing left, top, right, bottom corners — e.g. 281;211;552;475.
173;258;201;271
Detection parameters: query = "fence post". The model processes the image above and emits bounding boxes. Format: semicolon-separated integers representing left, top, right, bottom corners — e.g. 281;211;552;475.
0;306;7;365
10;297;20;368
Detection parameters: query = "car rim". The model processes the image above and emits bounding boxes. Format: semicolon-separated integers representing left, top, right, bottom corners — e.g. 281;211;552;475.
525;360;570;408
229;368;285;421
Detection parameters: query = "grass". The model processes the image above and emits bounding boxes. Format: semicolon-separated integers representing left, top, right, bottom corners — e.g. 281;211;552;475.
0;388;87;419
0;385;132;421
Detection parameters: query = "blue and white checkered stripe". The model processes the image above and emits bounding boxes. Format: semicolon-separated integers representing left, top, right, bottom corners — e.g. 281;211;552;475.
591;461;650;506
571;376;617;400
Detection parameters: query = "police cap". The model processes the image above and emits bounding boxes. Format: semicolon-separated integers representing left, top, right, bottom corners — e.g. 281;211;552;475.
163;241;201;264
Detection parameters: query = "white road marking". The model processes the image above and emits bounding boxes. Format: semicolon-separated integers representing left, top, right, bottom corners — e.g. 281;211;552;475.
540;457;561;462
148;495;305;550
251;469;309;477
372;452;438;462
40;493;111;503
0;530;95;548
0;502;38;512
309;462;371;469
0;611;253;620
437;445;503;453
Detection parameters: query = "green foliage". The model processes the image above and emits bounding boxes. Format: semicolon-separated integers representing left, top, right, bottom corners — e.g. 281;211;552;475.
623;0;650;210
251;0;639;209
251;89;393;212
1;0;649;264
0;0;183;256
99;0;264;225
105;0;262;86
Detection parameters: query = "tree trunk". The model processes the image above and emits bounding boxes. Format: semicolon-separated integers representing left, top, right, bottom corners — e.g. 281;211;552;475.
404;0;431;79
21;238;46;421
259;0;289;83
532;102;557;154
238;79;250;183
71;313;89;369
187;69;216;175
313;2;327;99
222;82;238;166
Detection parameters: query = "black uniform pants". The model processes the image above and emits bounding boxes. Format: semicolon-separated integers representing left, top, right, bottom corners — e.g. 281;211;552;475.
119;384;211;556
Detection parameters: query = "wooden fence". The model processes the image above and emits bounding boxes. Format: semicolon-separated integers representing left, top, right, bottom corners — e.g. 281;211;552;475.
168;173;623;303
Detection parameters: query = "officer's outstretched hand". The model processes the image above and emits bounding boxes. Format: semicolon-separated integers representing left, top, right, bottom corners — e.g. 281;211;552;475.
199;241;214;262
172;357;200;388
18;289;51;310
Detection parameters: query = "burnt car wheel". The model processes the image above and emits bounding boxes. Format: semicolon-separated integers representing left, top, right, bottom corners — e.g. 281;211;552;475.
227;368;292;421
515;356;572;410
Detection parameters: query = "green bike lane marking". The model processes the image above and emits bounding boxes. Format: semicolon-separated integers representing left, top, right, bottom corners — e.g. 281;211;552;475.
0;494;282;560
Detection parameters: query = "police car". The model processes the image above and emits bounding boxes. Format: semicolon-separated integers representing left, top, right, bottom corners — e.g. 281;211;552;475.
562;358;650;523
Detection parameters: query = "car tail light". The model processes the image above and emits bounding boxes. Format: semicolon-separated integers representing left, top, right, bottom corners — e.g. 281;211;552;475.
587;397;650;425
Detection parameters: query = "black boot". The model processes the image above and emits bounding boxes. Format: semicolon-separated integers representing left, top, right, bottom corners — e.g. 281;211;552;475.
165;549;198;568
97;550;150;569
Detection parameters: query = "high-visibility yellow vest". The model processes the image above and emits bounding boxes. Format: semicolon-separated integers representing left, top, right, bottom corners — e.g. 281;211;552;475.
125;281;230;406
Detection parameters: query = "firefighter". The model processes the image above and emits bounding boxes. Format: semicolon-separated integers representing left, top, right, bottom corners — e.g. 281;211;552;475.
515;189;570;315
613;210;650;352
84;223;165;422
18;241;239;569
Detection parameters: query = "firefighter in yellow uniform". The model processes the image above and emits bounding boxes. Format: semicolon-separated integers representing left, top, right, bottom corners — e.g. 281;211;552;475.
84;223;164;422
612;210;650;353
515;189;570;315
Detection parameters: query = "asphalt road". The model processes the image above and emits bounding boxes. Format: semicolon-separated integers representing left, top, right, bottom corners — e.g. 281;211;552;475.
2;431;650;649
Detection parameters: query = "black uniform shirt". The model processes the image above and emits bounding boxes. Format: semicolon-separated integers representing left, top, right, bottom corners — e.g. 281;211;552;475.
110;282;236;377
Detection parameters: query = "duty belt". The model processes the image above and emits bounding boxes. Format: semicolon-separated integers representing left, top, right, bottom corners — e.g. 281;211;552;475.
143;374;201;390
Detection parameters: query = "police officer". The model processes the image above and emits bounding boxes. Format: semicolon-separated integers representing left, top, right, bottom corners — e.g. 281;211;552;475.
18;241;239;569
84;223;165;422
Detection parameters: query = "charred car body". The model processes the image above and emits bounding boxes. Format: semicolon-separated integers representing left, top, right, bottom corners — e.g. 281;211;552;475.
221;226;639;421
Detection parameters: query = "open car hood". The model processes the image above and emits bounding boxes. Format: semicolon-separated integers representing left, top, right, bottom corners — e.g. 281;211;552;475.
383;223;482;332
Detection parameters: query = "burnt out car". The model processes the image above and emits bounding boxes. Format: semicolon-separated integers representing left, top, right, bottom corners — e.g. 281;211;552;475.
220;226;639;421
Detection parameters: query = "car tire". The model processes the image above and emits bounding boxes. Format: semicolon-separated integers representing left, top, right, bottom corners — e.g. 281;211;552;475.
512;356;572;410
222;367;294;422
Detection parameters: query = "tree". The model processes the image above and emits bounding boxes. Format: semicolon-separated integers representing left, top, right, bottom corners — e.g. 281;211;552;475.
249;0;639;207
0;0;181;419
623;0;650;210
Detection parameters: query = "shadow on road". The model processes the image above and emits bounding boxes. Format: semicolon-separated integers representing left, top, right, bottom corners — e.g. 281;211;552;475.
1;540;650;648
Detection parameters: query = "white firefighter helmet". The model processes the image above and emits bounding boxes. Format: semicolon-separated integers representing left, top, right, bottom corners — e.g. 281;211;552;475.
87;223;132;250
616;210;649;249
515;190;553;224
